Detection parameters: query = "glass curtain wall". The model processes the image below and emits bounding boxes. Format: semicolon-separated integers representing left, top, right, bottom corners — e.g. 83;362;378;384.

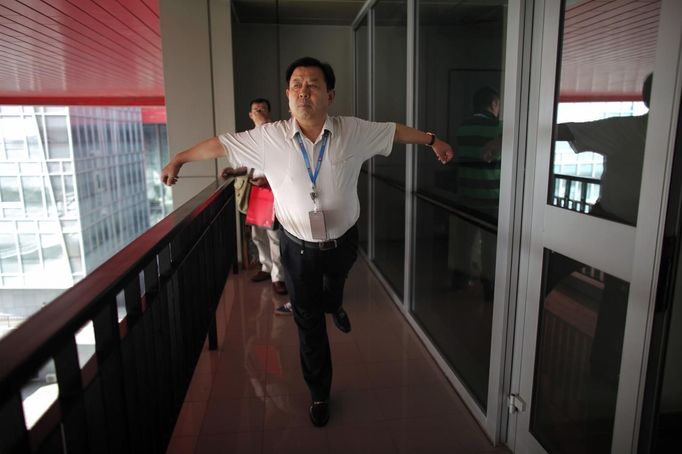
372;0;407;297
143;121;173;224
353;0;508;413
0;105;170;340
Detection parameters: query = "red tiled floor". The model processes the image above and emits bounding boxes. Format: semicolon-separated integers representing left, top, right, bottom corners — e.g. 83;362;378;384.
166;259;510;453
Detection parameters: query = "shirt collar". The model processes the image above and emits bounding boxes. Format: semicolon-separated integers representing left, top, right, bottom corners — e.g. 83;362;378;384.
288;116;334;142
473;111;497;120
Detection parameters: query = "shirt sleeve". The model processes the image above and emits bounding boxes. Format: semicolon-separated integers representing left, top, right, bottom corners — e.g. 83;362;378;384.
566;116;648;159
565;117;622;157
217;128;265;172
348;118;397;160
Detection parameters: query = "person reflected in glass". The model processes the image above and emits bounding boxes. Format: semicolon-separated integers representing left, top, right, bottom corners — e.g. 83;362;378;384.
449;87;502;299
555;73;652;226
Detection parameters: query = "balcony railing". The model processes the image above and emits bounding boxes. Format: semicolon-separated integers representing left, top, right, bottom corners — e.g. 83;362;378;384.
0;180;236;454
551;173;601;214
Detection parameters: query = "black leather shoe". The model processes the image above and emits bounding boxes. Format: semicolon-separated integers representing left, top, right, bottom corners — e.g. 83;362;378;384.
332;308;351;333
309;401;330;427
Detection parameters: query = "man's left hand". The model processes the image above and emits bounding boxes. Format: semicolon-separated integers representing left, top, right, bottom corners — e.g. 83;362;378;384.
432;140;454;164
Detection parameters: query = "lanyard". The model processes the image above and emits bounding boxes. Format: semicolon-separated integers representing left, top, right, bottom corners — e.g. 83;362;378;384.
295;130;329;188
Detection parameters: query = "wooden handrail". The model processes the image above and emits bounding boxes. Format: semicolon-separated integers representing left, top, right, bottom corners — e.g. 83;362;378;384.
0;179;237;454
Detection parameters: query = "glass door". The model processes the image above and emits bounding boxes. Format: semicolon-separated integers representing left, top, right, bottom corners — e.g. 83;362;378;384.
511;0;682;453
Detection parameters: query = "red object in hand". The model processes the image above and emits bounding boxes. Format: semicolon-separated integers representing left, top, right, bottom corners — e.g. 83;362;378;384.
246;186;276;228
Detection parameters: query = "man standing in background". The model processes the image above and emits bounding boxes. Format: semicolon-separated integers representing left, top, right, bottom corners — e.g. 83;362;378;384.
451;87;502;299
225;99;288;297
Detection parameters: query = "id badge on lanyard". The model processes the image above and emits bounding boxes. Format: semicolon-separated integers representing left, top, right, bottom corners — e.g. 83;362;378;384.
297;131;329;240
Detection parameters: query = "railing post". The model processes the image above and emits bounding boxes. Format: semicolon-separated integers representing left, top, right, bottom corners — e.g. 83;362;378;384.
0;393;29;453
92;299;130;454
54;337;89;453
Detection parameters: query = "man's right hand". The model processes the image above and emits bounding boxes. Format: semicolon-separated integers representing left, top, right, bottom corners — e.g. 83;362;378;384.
161;159;183;186
250;176;270;188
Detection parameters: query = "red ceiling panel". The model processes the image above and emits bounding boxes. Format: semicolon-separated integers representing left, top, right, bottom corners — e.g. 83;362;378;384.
559;0;661;102
140;0;158;16
0;10;155;79
117;0;160;35
18;0;161;68
78;0;160;49
0;0;663;105
0;0;164;105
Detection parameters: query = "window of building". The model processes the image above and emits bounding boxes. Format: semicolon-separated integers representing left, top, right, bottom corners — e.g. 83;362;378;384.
0;176;20;203
45;116;70;159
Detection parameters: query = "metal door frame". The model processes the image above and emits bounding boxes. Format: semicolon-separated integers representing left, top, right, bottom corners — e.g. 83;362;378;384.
509;1;682;452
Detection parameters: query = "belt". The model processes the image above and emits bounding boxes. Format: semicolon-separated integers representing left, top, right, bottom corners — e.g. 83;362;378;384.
282;226;355;251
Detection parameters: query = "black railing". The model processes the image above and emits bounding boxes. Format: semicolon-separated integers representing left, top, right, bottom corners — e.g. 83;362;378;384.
551;173;601;214
0;180;236;454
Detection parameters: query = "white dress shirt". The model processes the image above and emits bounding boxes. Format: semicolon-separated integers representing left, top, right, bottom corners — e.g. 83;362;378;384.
218;116;396;241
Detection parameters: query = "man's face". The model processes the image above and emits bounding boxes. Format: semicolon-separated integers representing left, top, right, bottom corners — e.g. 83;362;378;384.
286;66;335;122
249;102;271;126
491;98;501;118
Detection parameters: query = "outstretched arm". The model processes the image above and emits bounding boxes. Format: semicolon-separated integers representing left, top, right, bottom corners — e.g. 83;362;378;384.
555;123;574;142
394;123;454;164
161;137;226;186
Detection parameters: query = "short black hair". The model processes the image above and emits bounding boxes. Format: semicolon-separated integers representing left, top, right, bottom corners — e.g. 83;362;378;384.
473;87;500;113
642;73;653;108
285;57;336;90
250;98;271;111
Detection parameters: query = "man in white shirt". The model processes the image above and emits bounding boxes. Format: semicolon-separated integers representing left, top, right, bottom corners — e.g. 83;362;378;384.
161;57;454;427
231;98;288;296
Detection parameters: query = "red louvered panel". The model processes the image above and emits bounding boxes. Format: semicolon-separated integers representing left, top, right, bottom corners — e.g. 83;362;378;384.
0;0;660;104
562;13;659;49
13;0;161;68
565;34;658;62
116;0;161;36
72;0;160;51
0;96;165;105
141;0;159;16
559;0;661;101
0;18;153;81
567;0;642;28
0;0;164;103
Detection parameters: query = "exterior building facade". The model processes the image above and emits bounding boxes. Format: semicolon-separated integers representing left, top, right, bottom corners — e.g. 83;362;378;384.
0;106;169;336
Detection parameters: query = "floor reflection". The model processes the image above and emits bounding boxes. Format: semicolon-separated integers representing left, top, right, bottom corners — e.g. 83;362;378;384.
167;258;509;454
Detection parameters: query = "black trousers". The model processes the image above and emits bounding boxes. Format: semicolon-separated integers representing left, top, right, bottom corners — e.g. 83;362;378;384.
279;226;358;401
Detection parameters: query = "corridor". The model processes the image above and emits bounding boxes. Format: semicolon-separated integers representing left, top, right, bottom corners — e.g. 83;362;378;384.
166;258;509;454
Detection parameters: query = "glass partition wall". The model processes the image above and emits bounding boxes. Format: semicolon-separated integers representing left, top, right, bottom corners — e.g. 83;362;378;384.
353;0;514;440
354;0;682;451
355;17;370;253
414;0;507;412
372;0;407;298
